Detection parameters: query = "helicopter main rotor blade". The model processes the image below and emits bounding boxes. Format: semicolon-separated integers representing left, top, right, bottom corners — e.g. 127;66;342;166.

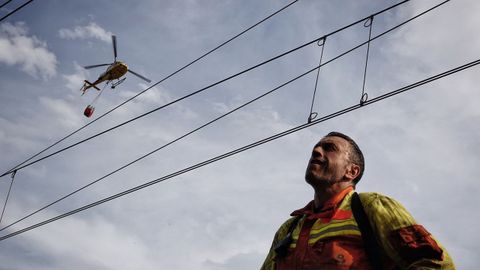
84;63;112;69
112;35;117;61
128;69;151;83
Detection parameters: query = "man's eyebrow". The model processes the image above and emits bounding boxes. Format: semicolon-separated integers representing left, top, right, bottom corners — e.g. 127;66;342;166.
315;141;338;149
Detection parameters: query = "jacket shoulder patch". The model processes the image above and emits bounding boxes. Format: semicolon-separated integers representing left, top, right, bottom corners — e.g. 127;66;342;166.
389;224;443;264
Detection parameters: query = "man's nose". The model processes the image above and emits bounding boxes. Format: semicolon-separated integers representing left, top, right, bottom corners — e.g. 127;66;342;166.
312;147;324;158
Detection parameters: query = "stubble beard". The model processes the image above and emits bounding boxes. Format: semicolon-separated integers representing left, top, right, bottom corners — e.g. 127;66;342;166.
305;164;335;186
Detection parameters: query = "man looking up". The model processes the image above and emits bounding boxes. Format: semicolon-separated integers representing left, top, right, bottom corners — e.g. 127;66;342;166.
261;131;455;269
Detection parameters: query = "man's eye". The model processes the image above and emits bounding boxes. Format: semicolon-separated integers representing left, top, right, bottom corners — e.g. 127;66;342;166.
323;143;336;151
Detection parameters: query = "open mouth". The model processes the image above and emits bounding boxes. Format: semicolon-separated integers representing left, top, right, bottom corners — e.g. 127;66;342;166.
310;159;325;166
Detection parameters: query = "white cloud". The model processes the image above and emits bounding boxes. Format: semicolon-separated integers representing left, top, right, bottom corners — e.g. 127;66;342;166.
3;214;159;270
38;97;83;130
0;117;42;157
119;84;173;105
202;252;265;270
58;22;112;43
63;62;90;93
0;22;57;80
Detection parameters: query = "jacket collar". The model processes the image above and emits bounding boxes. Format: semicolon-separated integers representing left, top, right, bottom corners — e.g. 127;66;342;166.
291;186;354;219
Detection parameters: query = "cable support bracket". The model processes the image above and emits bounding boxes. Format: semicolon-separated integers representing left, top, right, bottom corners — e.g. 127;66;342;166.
0;170;17;225
360;15;374;106
308;36;327;123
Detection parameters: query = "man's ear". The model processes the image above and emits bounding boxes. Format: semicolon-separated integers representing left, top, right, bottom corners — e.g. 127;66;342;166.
345;163;360;181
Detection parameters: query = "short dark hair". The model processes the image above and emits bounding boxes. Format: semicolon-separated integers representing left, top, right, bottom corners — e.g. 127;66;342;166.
326;131;365;184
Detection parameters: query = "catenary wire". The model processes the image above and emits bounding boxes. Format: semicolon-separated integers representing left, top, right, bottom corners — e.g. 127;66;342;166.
0;0;300;177
0;47;328;232
0;0;451;231
0;0;34;22
360;16;374;104
0;171;16;224
0;0;420;178
308;37;326;122
0;0;14;9
1;57;478;242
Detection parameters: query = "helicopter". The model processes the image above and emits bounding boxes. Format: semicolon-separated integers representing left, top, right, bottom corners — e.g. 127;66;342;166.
81;35;151;117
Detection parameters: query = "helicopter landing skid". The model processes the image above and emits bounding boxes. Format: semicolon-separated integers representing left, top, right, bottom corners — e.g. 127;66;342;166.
111;77;126;89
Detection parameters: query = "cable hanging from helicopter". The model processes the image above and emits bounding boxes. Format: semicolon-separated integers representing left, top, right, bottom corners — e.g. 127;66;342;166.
83;83;108;117
80;35;151;117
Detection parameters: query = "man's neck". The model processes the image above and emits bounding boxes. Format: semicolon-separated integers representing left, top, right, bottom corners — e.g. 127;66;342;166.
313;182;354;210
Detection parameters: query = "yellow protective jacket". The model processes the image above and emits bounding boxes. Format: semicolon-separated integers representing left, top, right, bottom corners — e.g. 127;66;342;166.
260;191;455;270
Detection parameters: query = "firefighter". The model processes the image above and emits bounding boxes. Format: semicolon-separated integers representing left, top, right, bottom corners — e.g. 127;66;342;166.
261;131;455;270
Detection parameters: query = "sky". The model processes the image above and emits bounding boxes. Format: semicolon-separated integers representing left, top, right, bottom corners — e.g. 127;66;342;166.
0;0;479;269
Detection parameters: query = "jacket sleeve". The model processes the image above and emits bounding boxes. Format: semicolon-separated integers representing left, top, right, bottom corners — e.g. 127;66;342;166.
260;217;297;270
359;192;455;270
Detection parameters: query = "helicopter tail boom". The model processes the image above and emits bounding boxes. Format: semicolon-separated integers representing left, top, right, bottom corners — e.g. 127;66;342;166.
81;80;101;95
84;80;100;90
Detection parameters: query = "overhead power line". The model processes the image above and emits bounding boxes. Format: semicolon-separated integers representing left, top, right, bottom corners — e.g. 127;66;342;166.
0;0;300;177
0;0;449;232
0;0;14;9
0;0;449;231
0;171;16;224
0;47;326;233
1;57;478;242
0;0;35;22
1;0;423;178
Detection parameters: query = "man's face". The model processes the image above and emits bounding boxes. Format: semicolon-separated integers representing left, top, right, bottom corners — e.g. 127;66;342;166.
305;136;353;186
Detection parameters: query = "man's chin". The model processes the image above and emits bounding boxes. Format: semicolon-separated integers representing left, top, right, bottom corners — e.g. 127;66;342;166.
305;172;315;184
305;174;330;186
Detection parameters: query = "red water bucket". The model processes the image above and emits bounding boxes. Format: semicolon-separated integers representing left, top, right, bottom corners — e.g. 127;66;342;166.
84;105;95;117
